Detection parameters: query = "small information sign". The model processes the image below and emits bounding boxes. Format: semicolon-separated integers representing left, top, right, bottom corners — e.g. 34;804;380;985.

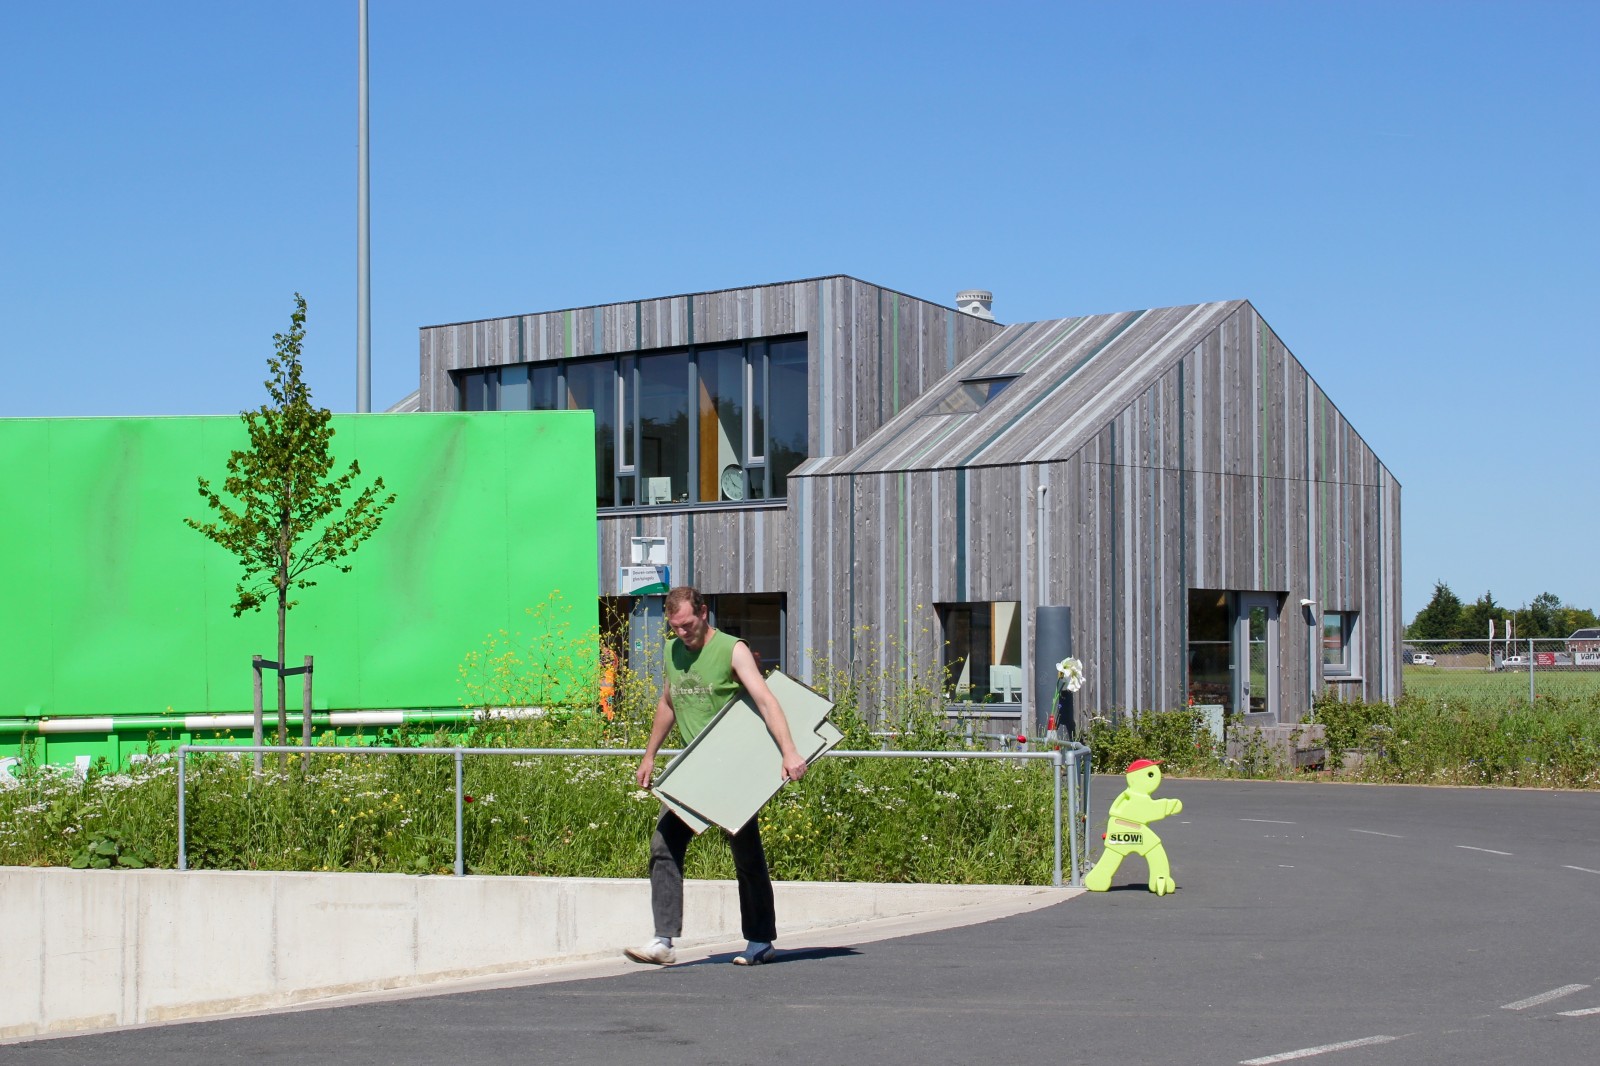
619;565;670;596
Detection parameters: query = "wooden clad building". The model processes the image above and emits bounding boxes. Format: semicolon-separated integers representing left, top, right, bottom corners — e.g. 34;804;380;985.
415;277;1400;727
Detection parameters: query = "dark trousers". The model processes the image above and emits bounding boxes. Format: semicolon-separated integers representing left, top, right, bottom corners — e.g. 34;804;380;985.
650;808;777;943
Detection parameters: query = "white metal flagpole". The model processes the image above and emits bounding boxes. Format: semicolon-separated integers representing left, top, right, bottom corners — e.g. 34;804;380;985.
356;0;371;413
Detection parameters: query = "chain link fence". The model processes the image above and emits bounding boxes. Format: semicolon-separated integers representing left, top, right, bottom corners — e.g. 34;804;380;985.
1401;636;1600;704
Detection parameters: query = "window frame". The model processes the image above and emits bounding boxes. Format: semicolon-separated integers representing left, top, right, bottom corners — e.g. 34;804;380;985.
936;600;1024;713
1321;609;1360;679
929;374;1020;416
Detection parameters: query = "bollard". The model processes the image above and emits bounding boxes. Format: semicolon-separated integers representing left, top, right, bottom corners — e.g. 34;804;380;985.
1084;758;1183;895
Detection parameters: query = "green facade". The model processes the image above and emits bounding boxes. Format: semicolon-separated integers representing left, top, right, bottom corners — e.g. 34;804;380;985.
0;412;597;767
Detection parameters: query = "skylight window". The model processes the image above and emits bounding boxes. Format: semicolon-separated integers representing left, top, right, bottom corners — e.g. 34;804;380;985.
931;374;1018;415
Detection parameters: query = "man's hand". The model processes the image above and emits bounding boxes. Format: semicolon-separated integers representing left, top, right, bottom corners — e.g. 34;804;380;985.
782;751;808;783
635;753;656;790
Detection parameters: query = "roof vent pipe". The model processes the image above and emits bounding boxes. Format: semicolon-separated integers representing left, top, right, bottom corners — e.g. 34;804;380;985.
956;289;994;320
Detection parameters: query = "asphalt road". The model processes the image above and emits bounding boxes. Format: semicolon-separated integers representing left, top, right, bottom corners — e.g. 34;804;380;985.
13;779;1600;1065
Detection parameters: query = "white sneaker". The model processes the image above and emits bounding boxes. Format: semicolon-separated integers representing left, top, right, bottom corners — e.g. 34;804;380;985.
624;938;676;965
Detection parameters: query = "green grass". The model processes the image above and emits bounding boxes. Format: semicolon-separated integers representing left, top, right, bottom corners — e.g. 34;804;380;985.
1401;665;1600;701
1083;688;1600;789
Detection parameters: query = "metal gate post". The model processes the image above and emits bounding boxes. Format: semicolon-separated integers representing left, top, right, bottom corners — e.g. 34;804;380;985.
177;746;188;871
454;749;465;876
251;657;264;775
1070;747;1084;887
1052;749;1063;887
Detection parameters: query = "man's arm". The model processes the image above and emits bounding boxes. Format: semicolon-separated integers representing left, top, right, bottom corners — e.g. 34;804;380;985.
635;686;677;789
730;642;808;782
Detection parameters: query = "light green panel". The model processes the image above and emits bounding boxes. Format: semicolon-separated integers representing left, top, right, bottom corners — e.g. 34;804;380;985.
1;412;598;718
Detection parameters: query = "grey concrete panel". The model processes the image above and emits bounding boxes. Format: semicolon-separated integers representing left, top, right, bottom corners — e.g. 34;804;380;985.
652;671;842;833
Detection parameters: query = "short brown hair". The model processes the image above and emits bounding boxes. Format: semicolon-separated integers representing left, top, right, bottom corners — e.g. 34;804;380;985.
663;586;706;615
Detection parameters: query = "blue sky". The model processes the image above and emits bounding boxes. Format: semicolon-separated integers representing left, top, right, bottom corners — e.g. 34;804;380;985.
3;1;1595;622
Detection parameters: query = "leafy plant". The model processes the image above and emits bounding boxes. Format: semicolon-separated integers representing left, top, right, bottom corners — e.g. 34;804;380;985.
185;294;396;755
70;829;155;870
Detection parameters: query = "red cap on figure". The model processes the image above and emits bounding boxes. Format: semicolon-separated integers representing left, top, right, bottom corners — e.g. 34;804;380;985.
1126;758;1162;772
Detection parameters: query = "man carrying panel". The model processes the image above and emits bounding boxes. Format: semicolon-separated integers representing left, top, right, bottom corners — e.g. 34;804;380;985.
625;586;808;967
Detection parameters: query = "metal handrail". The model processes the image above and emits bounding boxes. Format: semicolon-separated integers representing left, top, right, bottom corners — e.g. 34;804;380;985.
175;743;1091;887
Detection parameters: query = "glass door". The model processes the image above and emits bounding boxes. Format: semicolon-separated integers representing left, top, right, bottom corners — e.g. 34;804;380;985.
1235;593;1279;718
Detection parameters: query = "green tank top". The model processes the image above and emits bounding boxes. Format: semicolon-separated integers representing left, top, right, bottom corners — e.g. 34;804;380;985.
666;628;742;742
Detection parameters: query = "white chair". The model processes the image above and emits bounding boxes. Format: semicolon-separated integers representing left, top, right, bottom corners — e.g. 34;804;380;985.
989;665;1022;702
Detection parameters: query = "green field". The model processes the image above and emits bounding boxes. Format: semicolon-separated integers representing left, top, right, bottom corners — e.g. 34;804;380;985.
1401;665;1600;702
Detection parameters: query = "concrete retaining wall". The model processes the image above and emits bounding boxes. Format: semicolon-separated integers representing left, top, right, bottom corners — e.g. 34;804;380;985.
2;867;1056;1040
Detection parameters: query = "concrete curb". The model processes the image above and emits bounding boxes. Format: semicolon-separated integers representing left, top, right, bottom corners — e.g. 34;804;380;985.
2;866;1078;1042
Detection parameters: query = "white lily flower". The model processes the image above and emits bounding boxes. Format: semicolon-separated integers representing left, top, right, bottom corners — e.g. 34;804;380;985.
1055;656;1086;693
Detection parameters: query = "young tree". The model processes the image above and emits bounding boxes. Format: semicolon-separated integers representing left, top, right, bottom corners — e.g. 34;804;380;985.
186;294;396;754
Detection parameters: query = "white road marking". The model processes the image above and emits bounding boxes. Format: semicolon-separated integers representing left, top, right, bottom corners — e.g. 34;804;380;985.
1557;1007;1600;1017
1501;984;1590;1010
1564;865;1600;875
1455;845;1512;856
1240;1034;1398;1064
1349;829;1403;838
1241;818;1297;824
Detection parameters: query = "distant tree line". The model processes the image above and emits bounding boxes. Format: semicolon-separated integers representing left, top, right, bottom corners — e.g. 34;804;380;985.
1406;582;1599;640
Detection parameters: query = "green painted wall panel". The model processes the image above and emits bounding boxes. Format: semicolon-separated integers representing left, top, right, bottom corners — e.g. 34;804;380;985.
1;412;597;718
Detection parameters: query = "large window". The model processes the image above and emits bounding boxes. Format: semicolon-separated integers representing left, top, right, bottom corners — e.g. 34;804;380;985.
639;351;690;504
938;602;1023;705
456;336;807;509
1187;590;1232;707
601;593;786;675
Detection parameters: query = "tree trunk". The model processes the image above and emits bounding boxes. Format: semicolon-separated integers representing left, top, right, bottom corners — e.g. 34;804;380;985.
277;526;289;770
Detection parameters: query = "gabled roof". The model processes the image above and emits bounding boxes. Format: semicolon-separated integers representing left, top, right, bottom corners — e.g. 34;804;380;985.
796;300;1243;476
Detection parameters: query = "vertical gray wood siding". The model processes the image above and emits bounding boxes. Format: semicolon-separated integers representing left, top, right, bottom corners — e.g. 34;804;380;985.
794;303;1401;721
417;276;1003;599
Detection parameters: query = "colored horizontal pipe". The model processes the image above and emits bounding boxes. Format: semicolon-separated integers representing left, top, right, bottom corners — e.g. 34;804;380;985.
0;707;545;735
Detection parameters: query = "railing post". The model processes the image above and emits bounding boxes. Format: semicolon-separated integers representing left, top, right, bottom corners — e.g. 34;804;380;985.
454;748;465;876
251;656;264;775
1069;747;1084;887
177;746;188;871
1052;749;1063;887
300;656;314;773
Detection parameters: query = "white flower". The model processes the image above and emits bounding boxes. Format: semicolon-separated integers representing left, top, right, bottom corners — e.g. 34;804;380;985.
1055;657;1086;693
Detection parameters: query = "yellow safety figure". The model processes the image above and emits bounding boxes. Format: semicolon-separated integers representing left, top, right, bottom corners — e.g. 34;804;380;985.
1084;758;1183;895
